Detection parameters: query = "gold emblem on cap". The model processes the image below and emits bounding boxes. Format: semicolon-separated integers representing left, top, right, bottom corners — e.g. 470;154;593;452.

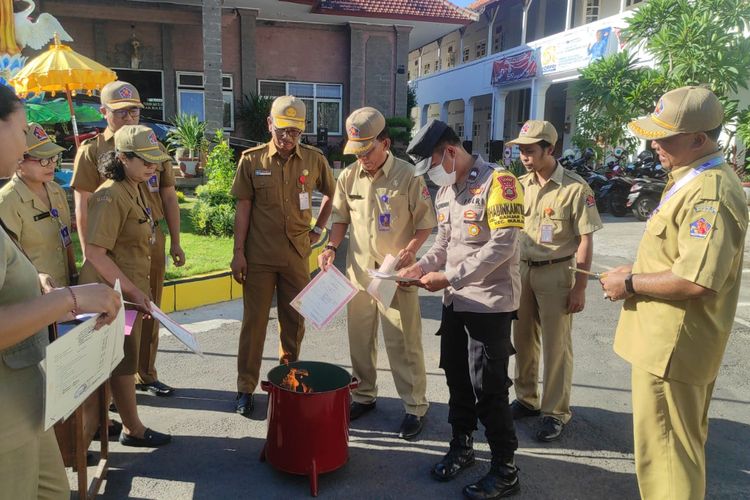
285;108;297;118
302;169;309;176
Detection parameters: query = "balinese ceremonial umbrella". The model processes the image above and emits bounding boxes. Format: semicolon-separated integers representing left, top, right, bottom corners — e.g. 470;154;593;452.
9;34;116;147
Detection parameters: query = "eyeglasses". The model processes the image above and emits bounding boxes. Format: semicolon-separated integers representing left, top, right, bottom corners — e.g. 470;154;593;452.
24;155;59;168
273;127;302;139
109;107;141;119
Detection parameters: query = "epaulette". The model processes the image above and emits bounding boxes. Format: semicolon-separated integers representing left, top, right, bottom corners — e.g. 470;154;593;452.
79;133;99;147
241;143;267;157
699;171;719;201
562;168;587;185
490;162;508;171
299;143;325;156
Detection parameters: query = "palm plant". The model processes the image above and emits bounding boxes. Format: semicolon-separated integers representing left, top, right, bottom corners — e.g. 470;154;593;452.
167;113;206;159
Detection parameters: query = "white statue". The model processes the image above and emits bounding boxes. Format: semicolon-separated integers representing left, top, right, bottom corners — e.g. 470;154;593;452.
14;0;73;50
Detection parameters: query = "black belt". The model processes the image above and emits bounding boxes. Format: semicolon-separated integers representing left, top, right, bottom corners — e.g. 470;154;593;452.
523;255;574;267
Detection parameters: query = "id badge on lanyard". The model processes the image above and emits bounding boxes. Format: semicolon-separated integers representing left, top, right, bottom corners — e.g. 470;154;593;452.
50;208;72;247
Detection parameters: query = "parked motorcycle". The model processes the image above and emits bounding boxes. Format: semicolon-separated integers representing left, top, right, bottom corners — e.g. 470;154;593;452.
627;178;667;221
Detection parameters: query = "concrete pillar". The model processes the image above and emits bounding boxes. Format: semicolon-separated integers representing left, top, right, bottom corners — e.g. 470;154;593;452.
492;91;509;140
565;0;574;30
202;0;224;135
161;24;175;121
394;26;412;116
463;98;474;141
93;21;107;66
349;24;366;111
239;9;258;101
440;101;449;122
529;80;550;120
620;0;627;13
420;104;430;127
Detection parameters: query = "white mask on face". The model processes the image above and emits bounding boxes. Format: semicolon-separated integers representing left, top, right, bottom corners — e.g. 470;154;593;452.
427;150;457;186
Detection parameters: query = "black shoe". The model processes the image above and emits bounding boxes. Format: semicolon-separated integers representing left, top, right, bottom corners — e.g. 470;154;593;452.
136;380;175;397
119;428;171;448
536;416;564;442
463;458;520;499
398;414;424;440
94;420;122;441
109;402;118;413
510;400;540;420
235;393;254;418
349;401;376;421
431;434;475;481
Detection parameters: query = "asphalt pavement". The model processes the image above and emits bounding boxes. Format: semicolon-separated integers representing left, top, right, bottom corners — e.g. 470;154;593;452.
75;213;750;499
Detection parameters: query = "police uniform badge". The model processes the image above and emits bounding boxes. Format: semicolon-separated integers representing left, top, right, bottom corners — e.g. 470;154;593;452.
498;175;517;201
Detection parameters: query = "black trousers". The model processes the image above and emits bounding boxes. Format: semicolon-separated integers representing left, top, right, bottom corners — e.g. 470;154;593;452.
439;304;518;459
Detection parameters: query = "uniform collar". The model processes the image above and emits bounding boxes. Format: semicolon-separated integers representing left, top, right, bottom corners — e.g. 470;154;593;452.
668;151;724;183
11;174;49;211
268;140;301;160
103;127;115;142
524;162;563;186
357;152;394;179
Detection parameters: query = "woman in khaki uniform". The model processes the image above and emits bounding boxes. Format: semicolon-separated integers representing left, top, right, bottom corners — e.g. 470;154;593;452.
0;123;76;287
0;86;121;499
79;125;171;447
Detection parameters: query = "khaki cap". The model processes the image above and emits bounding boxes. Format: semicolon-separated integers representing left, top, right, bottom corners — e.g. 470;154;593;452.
343;107;386;155
115;125;171;163
628;86;724;140
507;120;558;146
270;95;306;130
100;81;144;110
25;122;64;158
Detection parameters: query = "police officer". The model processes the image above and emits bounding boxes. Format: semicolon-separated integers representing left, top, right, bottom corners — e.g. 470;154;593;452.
79;124;173;447
508;120;602;442
601;86;747;500
72;81;184;397
401;120;524;499
0;123;76;287
231;95;335;416
318;107;436;439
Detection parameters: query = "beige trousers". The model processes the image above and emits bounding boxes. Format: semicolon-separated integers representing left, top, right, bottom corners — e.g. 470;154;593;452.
513;259;574;423
0;428;69;500
347;287;429;417
631;366;715;500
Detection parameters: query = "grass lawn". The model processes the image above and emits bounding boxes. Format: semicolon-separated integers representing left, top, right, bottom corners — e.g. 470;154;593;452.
72;196;234;281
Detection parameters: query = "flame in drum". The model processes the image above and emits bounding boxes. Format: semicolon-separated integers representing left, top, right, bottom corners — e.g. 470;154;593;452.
280;368;313;393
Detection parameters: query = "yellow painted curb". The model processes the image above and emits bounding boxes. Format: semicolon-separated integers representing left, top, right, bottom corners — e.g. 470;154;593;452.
159;228;328;313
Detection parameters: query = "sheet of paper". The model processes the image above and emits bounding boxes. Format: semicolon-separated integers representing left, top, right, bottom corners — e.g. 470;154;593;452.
367;269;422;283
149;302;204;357
43;281;125;430
291;266;359;329
124;309;137;336
366;254;398;308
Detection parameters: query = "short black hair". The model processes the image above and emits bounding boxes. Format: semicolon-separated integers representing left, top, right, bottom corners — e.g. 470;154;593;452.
538;140;553;150
98;151;137;181
433;126;462;155
376;127;390;142
705;125;722;141
0;85;22;121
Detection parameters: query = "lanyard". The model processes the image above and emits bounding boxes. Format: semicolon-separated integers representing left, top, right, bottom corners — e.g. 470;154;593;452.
651;156;723;218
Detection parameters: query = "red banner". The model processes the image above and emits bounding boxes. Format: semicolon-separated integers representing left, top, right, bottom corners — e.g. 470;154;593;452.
491;50;538;85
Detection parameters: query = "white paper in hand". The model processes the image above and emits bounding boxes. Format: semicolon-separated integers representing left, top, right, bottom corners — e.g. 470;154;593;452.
149;301;204;357
366;253;398;308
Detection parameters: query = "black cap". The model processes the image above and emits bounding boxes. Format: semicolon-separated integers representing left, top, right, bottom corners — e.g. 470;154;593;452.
407;119;449;176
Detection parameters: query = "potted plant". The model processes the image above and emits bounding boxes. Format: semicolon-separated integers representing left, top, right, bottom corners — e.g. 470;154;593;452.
167;113;206;178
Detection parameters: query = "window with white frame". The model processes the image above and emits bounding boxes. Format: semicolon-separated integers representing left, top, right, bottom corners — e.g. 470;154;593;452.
493;26;504;53
463;48;470;62
423;63;431;75
476;41;487;58
447;45;455;68
455;123;464;138
258;80;343;135
176;71;234;131
626;0;643;6
585;0;600;23
472;122;480;139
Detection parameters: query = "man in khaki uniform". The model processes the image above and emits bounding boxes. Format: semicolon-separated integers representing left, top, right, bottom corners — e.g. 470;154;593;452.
72;81;184;397
318;107;436;440
231;95;335;416
601;86;747;500
509;120;602;442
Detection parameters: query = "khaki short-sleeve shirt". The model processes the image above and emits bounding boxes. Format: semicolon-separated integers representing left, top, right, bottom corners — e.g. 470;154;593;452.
0;177;72;285
80;180;153;293
231;141;335;266
0;226;48;452
71;127;174;221
519;164;602;261
331;153;437;288
614;155;748;385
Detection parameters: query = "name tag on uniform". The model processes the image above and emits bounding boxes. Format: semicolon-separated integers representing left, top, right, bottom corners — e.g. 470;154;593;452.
299;192;310;210
255;169;272;176
540;224;554;243
60;226;72;248
378;213;391;231
147;173;159;193
33;211;51;221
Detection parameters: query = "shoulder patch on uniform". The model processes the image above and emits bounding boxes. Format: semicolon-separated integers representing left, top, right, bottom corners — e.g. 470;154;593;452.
585;193;596;208
689;217;712;238
487;173;524;230
421;185;431;200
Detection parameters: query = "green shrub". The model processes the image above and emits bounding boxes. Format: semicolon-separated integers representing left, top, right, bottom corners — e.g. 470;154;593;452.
196;183;233;206
175;190;186;203
190;199;235;237
203;131;236;193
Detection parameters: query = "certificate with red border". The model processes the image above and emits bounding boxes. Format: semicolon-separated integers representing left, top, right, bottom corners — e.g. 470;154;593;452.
291;266;358;329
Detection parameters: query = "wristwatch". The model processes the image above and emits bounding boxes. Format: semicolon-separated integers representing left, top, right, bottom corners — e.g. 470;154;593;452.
624;274;635;294
324;244;337;253
311;225;323;235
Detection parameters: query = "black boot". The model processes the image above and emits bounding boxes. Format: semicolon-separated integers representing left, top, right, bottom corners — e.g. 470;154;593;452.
462;457;520;499
431;434;475;481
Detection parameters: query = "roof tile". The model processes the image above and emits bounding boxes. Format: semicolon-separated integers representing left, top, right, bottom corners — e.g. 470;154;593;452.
317;0;477;23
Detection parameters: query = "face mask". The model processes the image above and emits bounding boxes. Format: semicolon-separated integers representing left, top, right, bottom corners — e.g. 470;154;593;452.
427;150;457;187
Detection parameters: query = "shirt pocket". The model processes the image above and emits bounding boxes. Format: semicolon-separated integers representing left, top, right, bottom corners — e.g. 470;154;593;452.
546;205;571;242
461;207;488;245
253;176;278;205
644;214;667;252
385;193;408;225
